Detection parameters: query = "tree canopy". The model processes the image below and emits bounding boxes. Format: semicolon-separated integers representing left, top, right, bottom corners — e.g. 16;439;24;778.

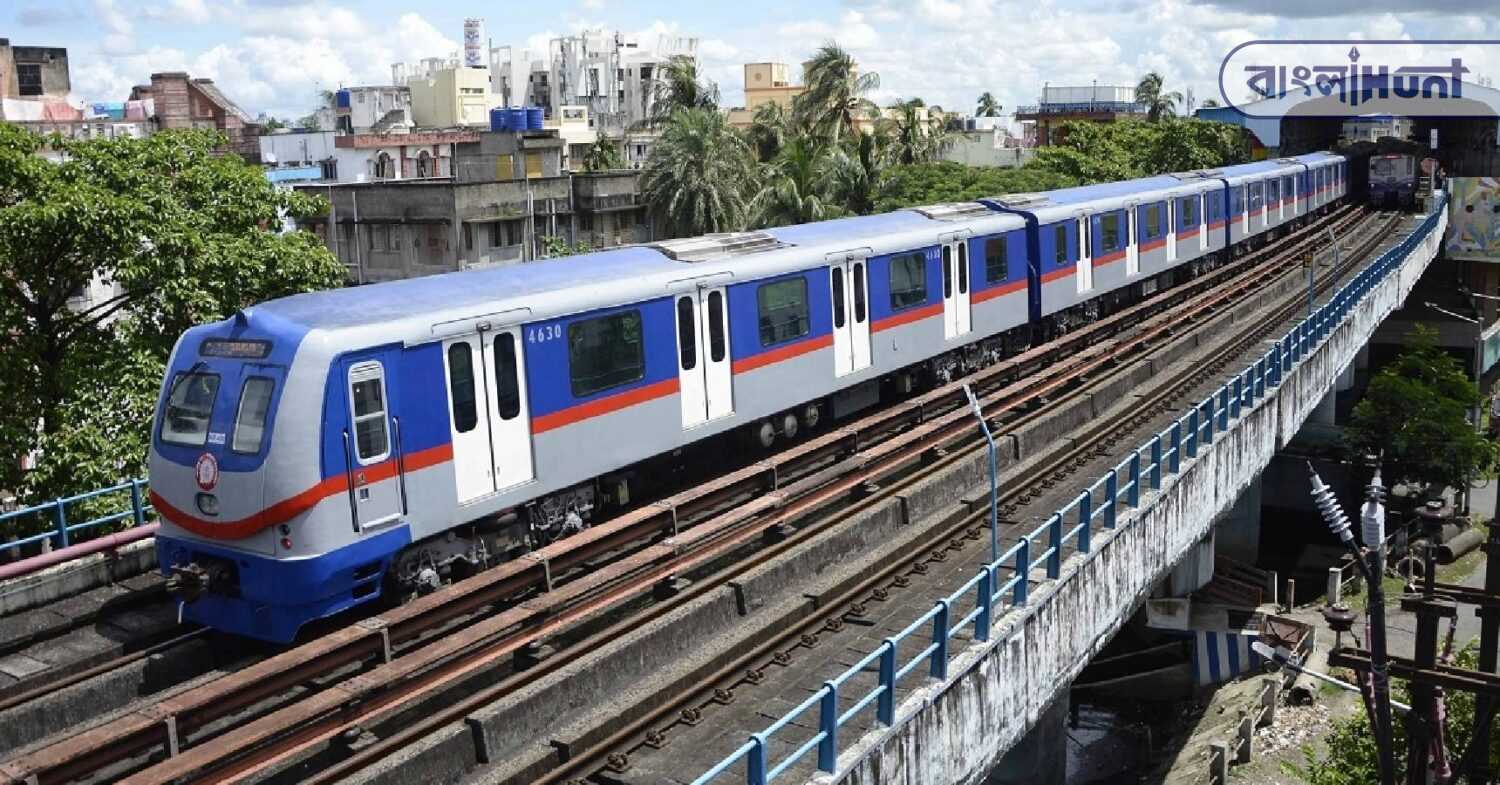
1034;117;1251;184
641;107;757;237
1135;71;1184;122
581;132;625;172
0;126;344;510
794;44;880;143
1345;326;1495;493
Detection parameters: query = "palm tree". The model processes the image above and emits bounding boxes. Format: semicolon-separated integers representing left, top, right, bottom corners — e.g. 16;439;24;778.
750;136;842;227
818;132;882;216
581;132;624;171
641;108;757;238
1134;72;1184;122
746;101;792;163
976;92;1002;117
879;99;951;166
644;55;719;127
794;43;880;143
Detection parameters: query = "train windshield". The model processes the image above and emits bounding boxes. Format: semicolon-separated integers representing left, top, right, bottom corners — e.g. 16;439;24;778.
161;371;220;447
1372;159;1395;177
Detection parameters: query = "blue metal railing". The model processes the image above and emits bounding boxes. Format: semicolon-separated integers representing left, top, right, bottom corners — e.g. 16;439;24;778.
690;196;1447;785
0;479;153;554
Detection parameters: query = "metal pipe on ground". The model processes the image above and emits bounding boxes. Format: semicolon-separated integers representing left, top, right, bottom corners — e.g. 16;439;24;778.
0;523;157;582
1436;528;1485;565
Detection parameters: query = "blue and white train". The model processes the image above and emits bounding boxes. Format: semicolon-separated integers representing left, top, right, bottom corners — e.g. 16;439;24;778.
151;153;1347;642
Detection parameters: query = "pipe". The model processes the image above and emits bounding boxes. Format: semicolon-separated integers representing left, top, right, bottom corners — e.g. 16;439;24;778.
1435;527;1484;565
0;523;158;582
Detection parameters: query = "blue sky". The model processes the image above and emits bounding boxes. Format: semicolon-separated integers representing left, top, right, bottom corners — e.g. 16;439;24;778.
13;0;1499;122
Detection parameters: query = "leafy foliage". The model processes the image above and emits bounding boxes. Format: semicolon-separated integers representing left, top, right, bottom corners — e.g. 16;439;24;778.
1287;643;1500;784
0;125;343;525
1034;118;1251;184
976;92;1002;118
1135;71;1184;122
540;234;592;258
750;136;844;227
641;107;757;237
794;44;880;144
872;161;1075;213
878;100;951;166
1346;326;1495;492
644;55;720;128
581;132;625;172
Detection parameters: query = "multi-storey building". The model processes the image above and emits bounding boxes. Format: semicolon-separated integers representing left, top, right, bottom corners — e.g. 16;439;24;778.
0;39;69;99
1014;84;1146;146
129;72;264;160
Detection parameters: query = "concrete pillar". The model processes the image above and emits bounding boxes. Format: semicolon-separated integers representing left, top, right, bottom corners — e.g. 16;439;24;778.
1309;389;1336;425
1217;474;1262;564
1336;359;1356;392
985;694;1068;784
1169;530;1216;596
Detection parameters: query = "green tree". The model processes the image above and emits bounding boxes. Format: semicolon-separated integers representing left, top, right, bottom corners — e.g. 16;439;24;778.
1346;325;1495;492
581;132;625;172
794;43;880;143
750;136;842;227
641;107;757;238
819;131;883;216
645;55;719;128
1135;71;1184;122
746;100;793;163
1033;118;1249;184
872;161;1075;213
540;234;592;258
976;92;1002;117
0;126;344;511
879;99;951;166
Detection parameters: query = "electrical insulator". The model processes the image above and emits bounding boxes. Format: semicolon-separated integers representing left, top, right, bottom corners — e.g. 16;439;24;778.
1361;468;1385;547
1308;462;1354;545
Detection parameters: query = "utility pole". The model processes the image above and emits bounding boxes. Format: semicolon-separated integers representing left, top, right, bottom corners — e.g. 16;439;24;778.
1470;523;1500;785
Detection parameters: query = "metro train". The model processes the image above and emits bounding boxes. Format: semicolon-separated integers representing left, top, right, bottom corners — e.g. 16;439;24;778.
151;152;1347;642
1369;153;1417;209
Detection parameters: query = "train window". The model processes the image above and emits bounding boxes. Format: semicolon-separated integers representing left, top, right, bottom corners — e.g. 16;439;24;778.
495;333;521;420
232;377;275;454
889;253;928;311
1100;214;1120;253
446;343;478;434
852;264;867;323
1055;225;1069;265
708;291;727;362
957;242;969;294
1249;184;1263;211
1179;197;1197;228
984;238;1007;283
757;278;811;346
349;364;390;463
676;296;697;371
161;371;220;447
941;247;953;299
1145;205;1160;238
568;310;645;397
831;268;846;329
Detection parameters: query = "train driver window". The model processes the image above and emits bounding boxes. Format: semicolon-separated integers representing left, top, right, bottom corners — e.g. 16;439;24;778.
569;310;645;397
1100;213;1120;252
985;237;1008;283
889;253;928;310
231;377;275;454
757;277;811;345
349;363;390;464
161;371;220;447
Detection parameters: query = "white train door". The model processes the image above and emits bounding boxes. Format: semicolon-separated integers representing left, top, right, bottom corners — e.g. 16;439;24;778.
941;240;972;340
1076;216;1093;292
443;336;495;504
1126;204;1140;276
829;260;872;376
676;287;734;426
483;328;534;490
1198;194;1209;251
1166;199;1177;262
346;360;403;528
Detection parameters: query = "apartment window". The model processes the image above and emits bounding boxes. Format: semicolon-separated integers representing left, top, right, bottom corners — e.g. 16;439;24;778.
985;237;1008;283
888;253;927;311
17;64;43;97
569;310;645;397
757;278;810;346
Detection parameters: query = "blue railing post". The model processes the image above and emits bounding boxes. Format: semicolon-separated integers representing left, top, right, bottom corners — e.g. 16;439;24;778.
1186;410;1199;457
52;500;69;549
976;568;993;642
1105;471;1118;528
1270;343;1281;386
1014;538;1029;605
1046;515;1063;578
1218;387;1230;430
130;480;146;527
931;601;950;680
1149;438;1161;491
818;682;838;772
1254;358;1266;398
1077;491;1092;553
1202;401;1215;442
1127;453;1140;507
748;734;768;785
877;640;896;725
1169;423;1181;473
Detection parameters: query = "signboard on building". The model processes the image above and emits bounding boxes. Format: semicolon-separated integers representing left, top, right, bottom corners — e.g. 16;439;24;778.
336;130;481;149
1446;177;1500;263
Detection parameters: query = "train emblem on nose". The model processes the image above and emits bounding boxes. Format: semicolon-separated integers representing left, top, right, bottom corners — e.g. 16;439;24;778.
195;453;219;491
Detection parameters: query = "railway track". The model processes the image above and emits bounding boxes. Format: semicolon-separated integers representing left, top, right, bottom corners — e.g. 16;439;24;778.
0;204;1380;785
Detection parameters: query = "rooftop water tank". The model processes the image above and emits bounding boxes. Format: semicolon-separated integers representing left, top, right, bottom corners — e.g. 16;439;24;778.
526;106;543;130
489;108;510;132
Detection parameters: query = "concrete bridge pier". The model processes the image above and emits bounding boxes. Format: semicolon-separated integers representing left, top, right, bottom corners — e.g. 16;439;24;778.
983;695;1068;785
1217;476;1262;564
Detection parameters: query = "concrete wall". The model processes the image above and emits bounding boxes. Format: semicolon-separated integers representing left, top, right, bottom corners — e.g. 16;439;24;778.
821;211;1445;785
0;41;70;99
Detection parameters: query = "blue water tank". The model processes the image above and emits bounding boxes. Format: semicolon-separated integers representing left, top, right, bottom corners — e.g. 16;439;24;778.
490;108;509;132
508;107;528;132
526;106;544;130
336;89;351;109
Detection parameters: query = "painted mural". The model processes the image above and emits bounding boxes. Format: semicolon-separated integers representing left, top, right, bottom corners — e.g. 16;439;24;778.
1447;177;1500;262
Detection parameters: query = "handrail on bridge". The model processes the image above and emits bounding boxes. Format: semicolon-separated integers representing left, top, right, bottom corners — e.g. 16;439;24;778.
690;194;1448;785
0;478;153;557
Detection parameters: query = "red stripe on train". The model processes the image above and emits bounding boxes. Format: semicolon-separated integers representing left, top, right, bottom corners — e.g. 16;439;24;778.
732;333;833;374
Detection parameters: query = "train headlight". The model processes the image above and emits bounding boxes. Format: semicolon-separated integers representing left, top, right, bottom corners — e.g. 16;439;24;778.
195;493;220;517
